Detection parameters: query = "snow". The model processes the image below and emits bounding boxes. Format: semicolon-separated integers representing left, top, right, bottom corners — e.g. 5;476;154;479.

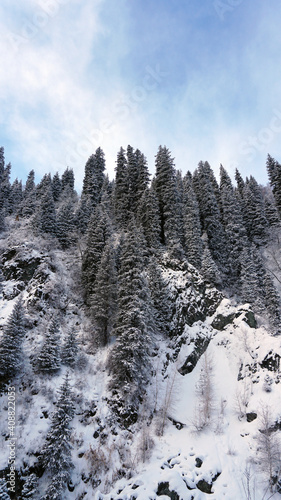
1;221;281;499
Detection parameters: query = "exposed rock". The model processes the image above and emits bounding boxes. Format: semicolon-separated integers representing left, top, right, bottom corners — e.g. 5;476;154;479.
261;351;280;372
156;481;180;499
195;457;203;468
196;478;212;494
246;412;257;422
178;334;210;375
211;307;256;331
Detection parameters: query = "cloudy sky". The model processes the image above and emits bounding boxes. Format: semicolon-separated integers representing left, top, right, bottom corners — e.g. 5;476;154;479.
1;0;281;190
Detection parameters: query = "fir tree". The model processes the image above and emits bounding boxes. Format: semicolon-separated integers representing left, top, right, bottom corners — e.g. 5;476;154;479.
61;329;79;367
35;317;61;374
137;185;161;249
61;167;75;195
0;162;11;215
37;187;57;236
0;476;10;500
10;178;23;215
193;161;227;271
90;240;118;346
155;145;182;251
52;172;62;202
82;205;112;302
264;272;281;334
264;193;280;227
182;172;203;269
148;258;170;335
39;373;75;500
21;473;39;499
81;147;105;211
0;298;26;380
22;170;36;217
114;147;130;226
235;168;245;199
266;154;281;217
219;165;249;281
200;237;222;286
242;176;268;243
56;199;77;249
239;246;264;312
108;223;154;407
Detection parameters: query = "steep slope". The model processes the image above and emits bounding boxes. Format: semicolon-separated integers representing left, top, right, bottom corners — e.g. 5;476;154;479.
0;218;281;499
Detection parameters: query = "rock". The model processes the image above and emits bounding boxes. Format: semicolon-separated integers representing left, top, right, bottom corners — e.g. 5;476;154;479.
246;412;257;422
196;479;212;494
261;351;280;372
195;457;203;468
178;335;210;375
156;482;180;499
211;313;236;331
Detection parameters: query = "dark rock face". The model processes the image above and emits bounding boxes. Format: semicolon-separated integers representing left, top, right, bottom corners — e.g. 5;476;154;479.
2;247;44;283
211;308;256;331
178;335;210;375
160;255;222;337
246;412;257;422
196;479;212;494
261;351;280;372
156;482;180;499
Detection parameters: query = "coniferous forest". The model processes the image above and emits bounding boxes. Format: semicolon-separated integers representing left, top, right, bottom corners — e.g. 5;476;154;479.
1;145;281;499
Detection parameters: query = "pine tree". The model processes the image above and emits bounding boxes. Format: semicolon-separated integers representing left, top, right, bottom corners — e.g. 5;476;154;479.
37;187;57;236
193;162;227;271
56;199;77;249
242;176;268;243
235;168;245;199
90;240;118;346
39;373;75;500
114;147;130;226
61;329;79;367
21;473;39;499
264;193;280;227
239;246;264;312
22;170;36;217
108;223;154;408
182;172;203;269
81;148;105;211
10;178;23;215
200;237;222;286
82;205;112;302
0;476;10;500
0;298;26;380
266;154;281;217
264;272;281;334
0;162;11;215
61;167;75;196
219;165;249;281
137;185;161;249
52;172;62;202
35;317;61;374
155;146;182;251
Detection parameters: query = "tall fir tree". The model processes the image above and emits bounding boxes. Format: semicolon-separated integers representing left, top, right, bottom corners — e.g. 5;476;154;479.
219;165;249;282
182;172;203;269
137;185;161;249
22;170;36;217
82;205;112;302
0;298;25;380
61;328;79;368
114;146;130;227
90;239;118;346
56;199;77;249
81;148;105;210
193;161;227;272
39;373;75;500
52;172;62;202
266;154;281;217
108;222;154;410
155;146;182;252
242;176;268;243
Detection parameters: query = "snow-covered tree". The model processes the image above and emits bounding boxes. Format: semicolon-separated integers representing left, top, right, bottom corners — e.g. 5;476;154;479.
39;373;75;499
266;154;281;217
0;297;26;381
137;185;161;249
61;328;79;367
108;222;154;413
114;146;130;227
35;317;61;374
182;172;203;269
90;240;118;347
56;199;77;249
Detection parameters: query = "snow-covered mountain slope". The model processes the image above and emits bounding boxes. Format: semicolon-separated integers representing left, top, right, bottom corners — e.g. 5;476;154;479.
1;219;281;499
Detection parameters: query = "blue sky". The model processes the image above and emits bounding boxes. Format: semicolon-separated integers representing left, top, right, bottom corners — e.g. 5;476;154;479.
1;0;281;190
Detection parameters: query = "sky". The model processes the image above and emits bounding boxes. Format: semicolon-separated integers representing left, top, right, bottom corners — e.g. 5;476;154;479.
1;0;281;190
